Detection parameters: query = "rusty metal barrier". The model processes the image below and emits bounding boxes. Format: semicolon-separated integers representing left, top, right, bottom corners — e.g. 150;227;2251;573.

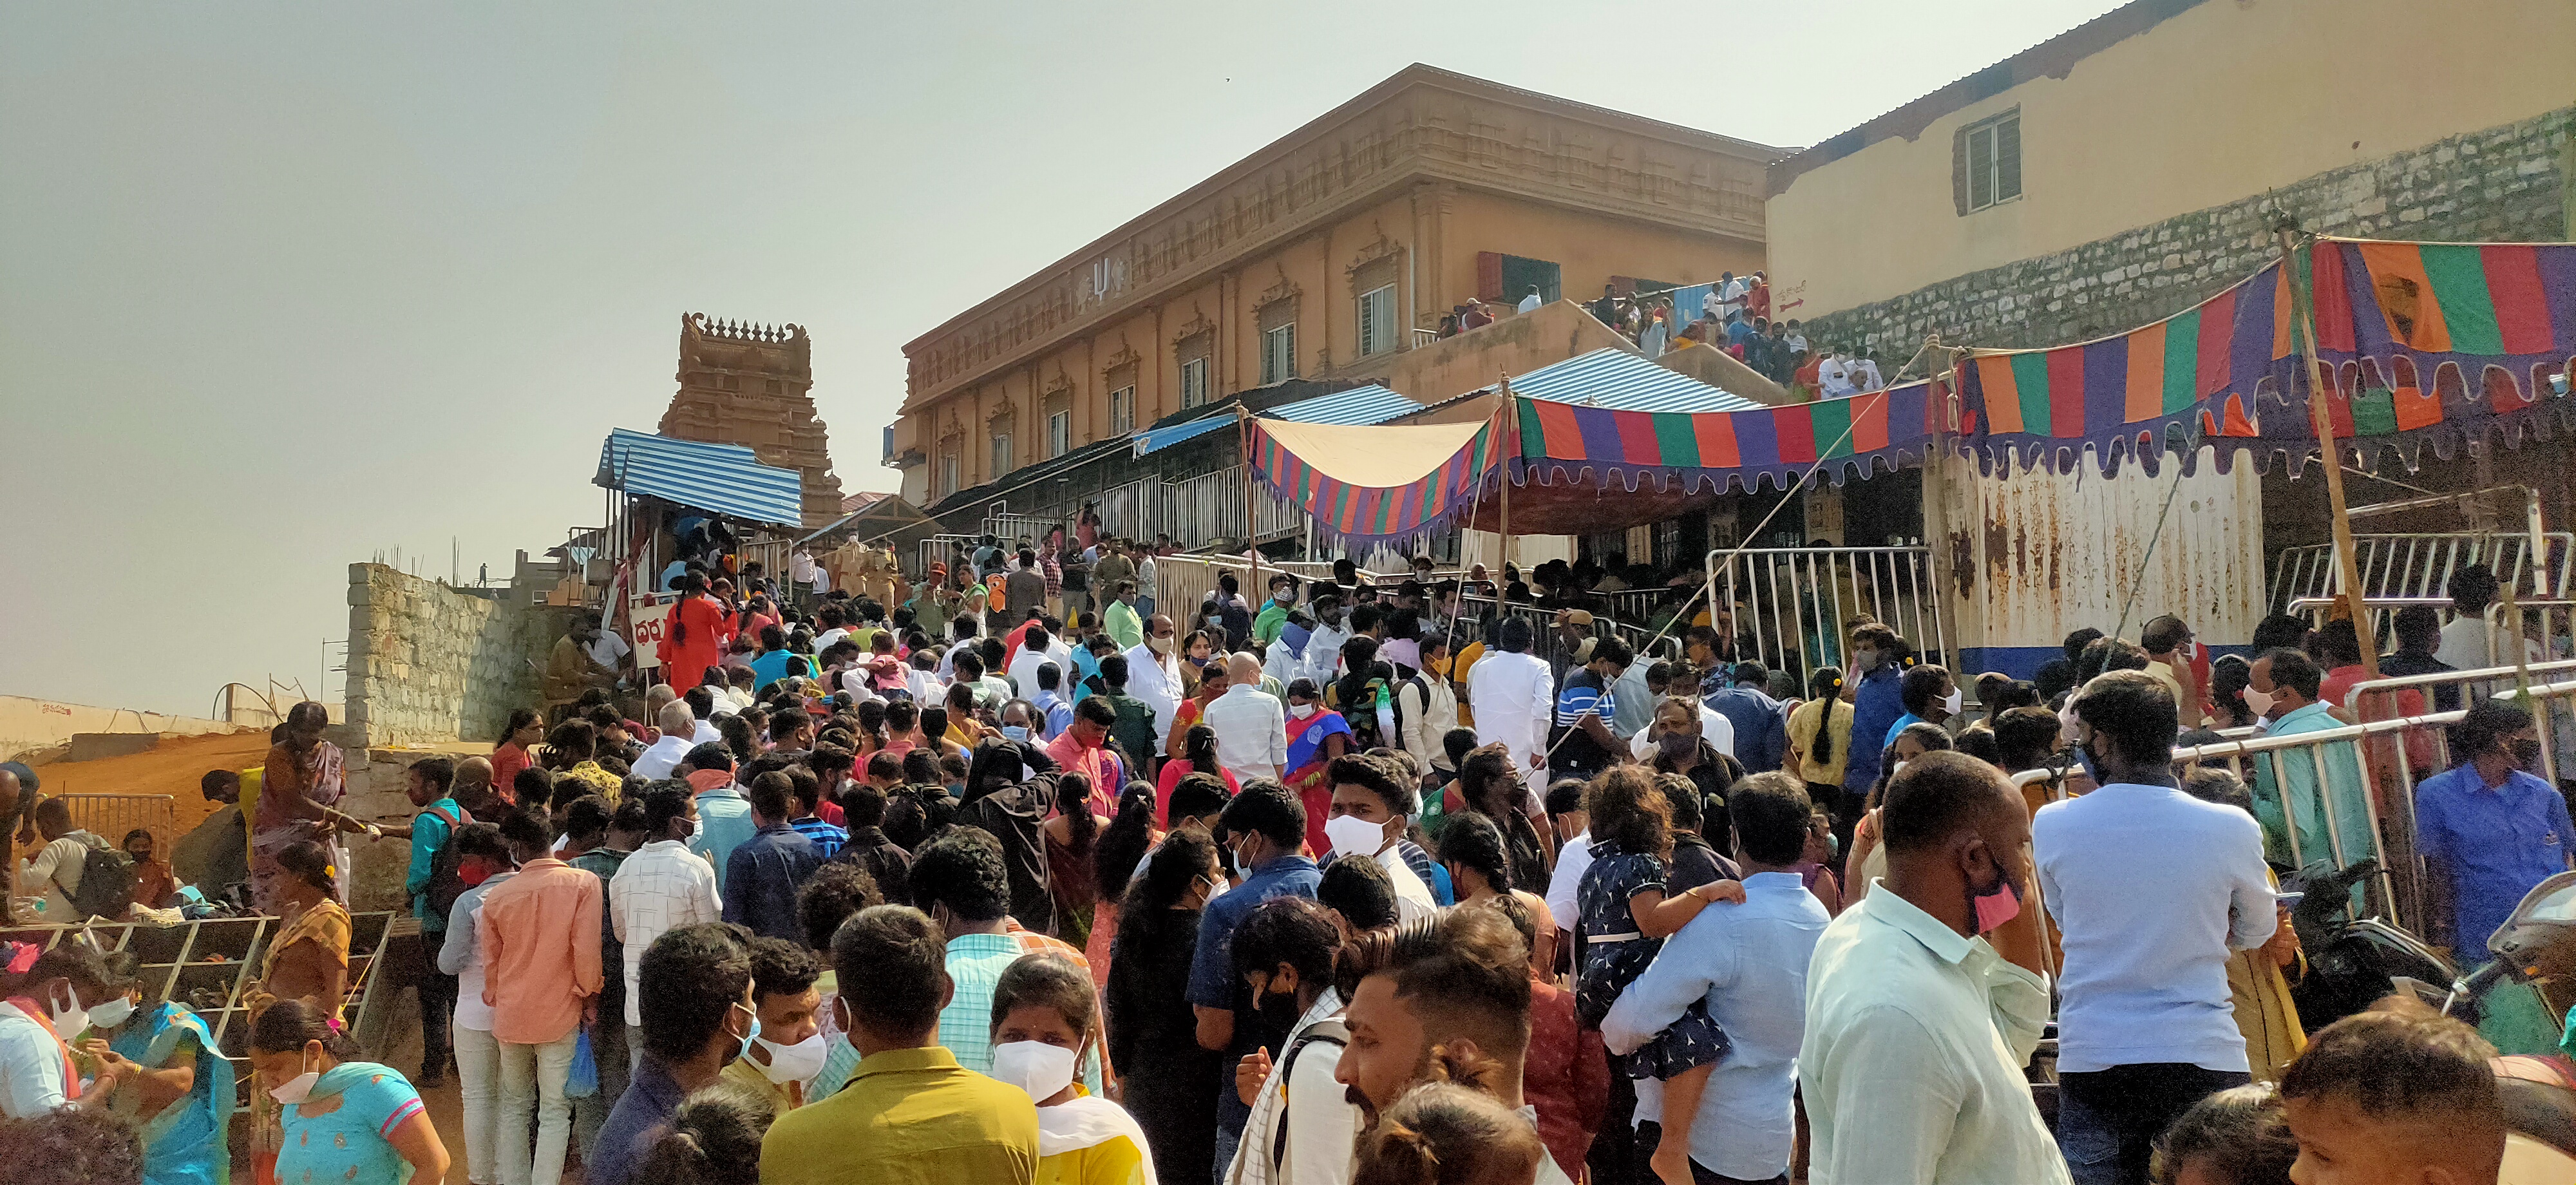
2172;666;2576;937
57;793;180;859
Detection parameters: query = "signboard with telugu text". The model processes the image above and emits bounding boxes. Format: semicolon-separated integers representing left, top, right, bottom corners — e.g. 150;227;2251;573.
628;599;672;670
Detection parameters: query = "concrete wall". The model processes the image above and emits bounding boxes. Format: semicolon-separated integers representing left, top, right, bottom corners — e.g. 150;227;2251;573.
343;564;573;748
1767;0;2576;323
0;696;251;764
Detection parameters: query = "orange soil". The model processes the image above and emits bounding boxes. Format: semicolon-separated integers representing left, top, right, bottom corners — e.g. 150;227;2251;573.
28;730;274;833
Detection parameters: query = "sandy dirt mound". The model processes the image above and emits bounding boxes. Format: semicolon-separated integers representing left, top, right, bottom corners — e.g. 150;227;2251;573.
27;730;272;833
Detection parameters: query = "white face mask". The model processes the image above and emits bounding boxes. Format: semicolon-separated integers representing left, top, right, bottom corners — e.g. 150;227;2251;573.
45;985;89;1039
753;1032;829;1084
990;1039;1079;1104
1940;687;1964;716
1289;704;1318;719
1324;813;1388;860
2241;687;2276;718
268;1052;321;1105
88;996;135;1030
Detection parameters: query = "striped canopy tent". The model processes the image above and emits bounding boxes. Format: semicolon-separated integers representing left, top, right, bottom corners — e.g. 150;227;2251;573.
1957;239;2576;479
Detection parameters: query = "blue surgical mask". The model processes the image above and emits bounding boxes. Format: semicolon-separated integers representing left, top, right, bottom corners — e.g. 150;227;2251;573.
1001;725;1030;742
730;1001;760;1063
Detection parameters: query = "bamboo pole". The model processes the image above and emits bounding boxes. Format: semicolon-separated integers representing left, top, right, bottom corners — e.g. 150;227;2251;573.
1497;376;1515;580
1239;401;1258;609
2276;216;2378;679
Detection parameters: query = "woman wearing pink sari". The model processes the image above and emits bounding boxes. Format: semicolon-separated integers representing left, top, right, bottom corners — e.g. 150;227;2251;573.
250;702;374;915
1280;678;1353;858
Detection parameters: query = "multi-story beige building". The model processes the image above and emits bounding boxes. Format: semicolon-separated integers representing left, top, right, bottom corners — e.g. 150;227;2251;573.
886;64;1782;509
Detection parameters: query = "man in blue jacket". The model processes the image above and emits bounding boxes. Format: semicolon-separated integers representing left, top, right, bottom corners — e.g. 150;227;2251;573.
1841;623;1909;843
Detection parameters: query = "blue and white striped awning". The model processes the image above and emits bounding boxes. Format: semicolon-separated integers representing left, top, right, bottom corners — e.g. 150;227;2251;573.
1500;348;1763;413
1130;413;1236;457
596;428;806;527
1131;385;1434;457
1260;384;1419;426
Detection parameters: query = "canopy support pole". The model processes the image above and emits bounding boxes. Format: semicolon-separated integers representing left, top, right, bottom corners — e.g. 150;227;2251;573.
1238;403;1259;605
1498;377;1514;579
2275;216;2378;680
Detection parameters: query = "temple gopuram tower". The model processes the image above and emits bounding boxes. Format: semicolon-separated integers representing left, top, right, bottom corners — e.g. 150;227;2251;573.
660;312;844;526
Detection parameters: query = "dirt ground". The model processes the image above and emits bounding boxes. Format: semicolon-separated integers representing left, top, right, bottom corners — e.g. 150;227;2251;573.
19;729;272;843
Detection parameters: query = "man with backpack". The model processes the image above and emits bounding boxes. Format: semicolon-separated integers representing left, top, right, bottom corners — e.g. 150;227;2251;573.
389;755;469;1088
1221;896;1354;1185
13;796;131;922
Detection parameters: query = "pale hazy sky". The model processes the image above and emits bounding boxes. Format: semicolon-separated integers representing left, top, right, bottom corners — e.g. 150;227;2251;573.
1;1;2123;718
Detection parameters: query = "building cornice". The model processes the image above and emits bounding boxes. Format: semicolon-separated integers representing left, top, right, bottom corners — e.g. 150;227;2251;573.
897;64;1780;415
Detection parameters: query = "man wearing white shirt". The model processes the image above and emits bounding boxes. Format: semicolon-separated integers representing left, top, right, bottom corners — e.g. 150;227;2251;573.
811;603;852;654
1468;618;1556;790
680;687;723;747
1302;592;1353;688
1517;287;1544;314
2038;671;2274;1184
1785;322;1808;354
1714;271;1747;320
586;626;631;674
1323;754;1437;923
1817;350;1855;397
607;784;722;1047
1604;777;1831;1185
1123;614;1186;756
633;701;698;782
1006;624;1062;697
1802;752;2067;1185
1203;653;1287;782
1850;354;1884;392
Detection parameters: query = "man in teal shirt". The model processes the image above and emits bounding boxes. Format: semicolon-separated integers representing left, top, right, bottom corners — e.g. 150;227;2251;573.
2249;649;2376;877
394;755;466;1087
1253;573;1298;647
1103;579;1145;651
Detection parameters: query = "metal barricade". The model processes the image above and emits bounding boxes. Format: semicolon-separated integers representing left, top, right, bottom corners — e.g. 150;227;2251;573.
916;533;980;580
2269;532;2571;612
2173;667;2576;936
981;512;1063;547
1705;545;1946;682
57;793;179;857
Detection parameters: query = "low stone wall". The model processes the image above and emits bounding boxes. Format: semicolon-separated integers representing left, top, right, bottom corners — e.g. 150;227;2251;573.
343;564;573;748
1806;106;2572;359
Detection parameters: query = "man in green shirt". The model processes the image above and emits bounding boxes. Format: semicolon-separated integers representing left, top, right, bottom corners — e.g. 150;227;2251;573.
1253;573;1299;647
1103;578;1146;651
759;905;1039;1185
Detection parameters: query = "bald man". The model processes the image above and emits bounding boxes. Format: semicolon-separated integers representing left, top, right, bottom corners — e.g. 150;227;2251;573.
1202;652;1287;784
450;755;502;817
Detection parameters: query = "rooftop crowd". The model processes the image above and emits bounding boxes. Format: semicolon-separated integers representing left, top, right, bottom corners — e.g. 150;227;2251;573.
2;539;2562;1185
1434;270;1891;402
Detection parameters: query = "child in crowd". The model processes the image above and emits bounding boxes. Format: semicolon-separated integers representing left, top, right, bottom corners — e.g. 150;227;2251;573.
1572;766;1742;1185
2277;1010;2505;1185
2149;1084;2297;1185
1350;1047;1548;1185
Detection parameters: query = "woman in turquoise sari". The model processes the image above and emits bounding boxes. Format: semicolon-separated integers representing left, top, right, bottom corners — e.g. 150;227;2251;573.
77;953;234;1185
248;999;449;1185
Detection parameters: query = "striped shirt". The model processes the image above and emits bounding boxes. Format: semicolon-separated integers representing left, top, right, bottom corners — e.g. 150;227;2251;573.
789;816;849;860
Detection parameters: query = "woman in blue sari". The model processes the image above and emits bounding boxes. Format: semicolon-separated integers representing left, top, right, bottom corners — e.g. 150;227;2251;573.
249;999;449;1185
78;953;234;1185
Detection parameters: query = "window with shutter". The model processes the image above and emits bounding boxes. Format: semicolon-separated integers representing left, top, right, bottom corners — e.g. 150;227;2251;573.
1109;386;1134;434
1262;325;1296;384
1358;285;1396;357
1179;357;1209;408
1958;110;2022;214
992;434;1012;477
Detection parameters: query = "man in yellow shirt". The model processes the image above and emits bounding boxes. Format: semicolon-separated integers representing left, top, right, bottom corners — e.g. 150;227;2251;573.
722;938;827;1115
761;905;1038;1185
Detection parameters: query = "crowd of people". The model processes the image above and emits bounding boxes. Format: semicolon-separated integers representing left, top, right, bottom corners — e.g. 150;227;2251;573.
1427;271;1891;403
2;545;2567;1185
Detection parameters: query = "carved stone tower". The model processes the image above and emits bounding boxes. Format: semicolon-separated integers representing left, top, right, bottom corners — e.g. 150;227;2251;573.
661;313;844;527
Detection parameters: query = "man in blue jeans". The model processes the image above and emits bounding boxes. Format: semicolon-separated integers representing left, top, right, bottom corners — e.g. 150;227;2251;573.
1188;781;1321;1180
2036;670;2277;1185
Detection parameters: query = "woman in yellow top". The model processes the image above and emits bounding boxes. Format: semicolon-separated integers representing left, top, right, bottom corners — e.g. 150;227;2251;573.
247;840;354;1185
988;952;1155;1185
1784;667;1855;801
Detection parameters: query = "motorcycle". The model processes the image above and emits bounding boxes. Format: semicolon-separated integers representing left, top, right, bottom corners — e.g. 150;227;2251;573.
2283;859;2458;1028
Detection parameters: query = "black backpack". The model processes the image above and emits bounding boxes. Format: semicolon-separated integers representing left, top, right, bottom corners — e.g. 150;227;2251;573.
66;832;137;921
420;804;475;925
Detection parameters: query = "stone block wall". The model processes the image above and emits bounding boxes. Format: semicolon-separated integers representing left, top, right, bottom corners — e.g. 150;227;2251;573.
1808;106;2571;361
343;564;571;748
